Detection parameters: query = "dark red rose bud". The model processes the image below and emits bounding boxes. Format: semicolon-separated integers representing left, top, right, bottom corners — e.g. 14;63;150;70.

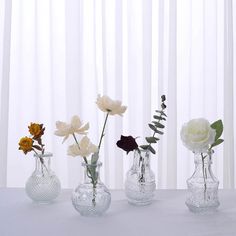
116;135;138;154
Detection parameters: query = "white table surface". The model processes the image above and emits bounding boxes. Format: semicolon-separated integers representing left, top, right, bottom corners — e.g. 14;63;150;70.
0;188;236;236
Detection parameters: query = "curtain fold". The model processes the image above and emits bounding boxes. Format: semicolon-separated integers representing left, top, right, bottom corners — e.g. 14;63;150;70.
0;0;235;189
0;0;11;187
224;0;234;188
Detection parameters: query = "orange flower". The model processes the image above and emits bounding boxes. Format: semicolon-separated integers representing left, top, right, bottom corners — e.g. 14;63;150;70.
28;123;44;139
19;137;34;154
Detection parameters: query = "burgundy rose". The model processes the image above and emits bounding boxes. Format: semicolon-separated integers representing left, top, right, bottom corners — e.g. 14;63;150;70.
116;135;138;154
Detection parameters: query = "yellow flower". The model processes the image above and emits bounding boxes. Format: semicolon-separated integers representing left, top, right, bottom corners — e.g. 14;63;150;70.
19;137;34;154
28;123;44;138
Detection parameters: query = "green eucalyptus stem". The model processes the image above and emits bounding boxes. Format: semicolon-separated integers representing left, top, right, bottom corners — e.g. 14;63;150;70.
97;112;109;153
146;108;164;151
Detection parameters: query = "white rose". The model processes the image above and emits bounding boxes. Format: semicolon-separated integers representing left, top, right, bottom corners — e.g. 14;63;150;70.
67;136;98;157
180;118;216;153
54;115;89;143
96;94;127;116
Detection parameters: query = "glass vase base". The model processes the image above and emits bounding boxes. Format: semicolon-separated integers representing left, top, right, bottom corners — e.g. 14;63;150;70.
72;202;110;217
186;202;220;214
32;200;54;204
71;183;111;217
128;199;153;206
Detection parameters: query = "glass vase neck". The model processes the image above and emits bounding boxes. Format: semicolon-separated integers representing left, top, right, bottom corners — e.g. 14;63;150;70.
193;151;213;165
82;161;102;184
133;150;151;167
34;152;52;174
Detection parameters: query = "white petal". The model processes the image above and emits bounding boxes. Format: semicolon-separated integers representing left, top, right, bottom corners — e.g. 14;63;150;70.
71;115;82;129
79;136;90;149
76;122;90;134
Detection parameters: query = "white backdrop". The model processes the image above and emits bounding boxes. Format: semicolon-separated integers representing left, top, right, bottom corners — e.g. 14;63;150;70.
0;0;236;189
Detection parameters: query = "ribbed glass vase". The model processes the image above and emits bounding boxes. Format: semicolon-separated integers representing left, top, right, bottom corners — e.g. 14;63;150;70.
186;150;220;213
125;149;156;205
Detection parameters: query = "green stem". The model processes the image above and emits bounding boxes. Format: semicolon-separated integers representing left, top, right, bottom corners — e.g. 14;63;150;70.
97;112;109;153
201;153;207;201
32;149;48;175
146;108;164;150
73;132;97;205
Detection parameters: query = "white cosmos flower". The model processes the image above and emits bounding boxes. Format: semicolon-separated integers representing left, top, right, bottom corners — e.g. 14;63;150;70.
180;118;216;153
54;115;89;143
96;94;127;116
67;136;98;157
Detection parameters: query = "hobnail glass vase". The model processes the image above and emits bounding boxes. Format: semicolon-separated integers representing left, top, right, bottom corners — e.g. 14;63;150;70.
125;149;156;205
25;153;61;203
186;150;220;213
71;160;111;216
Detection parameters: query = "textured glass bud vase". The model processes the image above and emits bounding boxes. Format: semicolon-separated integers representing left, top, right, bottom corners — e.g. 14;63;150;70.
71;161;111;216
125;150;156;205
186;151;220;213
25;153;61;203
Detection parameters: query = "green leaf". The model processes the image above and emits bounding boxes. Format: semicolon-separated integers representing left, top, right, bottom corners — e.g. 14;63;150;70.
91;152;99;164
154;122;165;129
155;130;164;135
211;120;223;141
147;145;156;154
211;139;224;148
153;115;166;121
140;145;149;150
156;110;167;117
148;124;158;132
145;137;157;143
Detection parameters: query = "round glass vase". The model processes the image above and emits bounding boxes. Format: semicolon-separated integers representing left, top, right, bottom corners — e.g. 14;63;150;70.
25;153;61;203
125;149;156;206
71;161;111;217
186;150;220;213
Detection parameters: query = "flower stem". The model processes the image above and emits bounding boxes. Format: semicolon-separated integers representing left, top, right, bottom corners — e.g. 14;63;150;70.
201;153;207;201
97;112;109;152
72;133;88;164
33;149;49;175
73;132;97;205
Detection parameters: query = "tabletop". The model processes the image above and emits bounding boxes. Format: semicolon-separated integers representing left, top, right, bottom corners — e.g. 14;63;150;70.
0;188;236;236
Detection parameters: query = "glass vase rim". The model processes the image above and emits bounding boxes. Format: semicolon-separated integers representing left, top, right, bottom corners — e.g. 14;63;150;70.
33;152;53;158
82;161;102;167
193;149;214;156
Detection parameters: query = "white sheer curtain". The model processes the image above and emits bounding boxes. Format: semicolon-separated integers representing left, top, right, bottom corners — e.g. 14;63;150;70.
0;0;236;189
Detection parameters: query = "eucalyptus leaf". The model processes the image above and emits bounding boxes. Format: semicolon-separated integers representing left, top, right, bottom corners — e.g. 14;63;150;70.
211;138;224;148
155;110;167;117
155;130;164;135
153;115;166;121
145;137;157;143
154;123;165;129
140;145;149;150
147;145;156;154
148;124;158;133
211;120;223;141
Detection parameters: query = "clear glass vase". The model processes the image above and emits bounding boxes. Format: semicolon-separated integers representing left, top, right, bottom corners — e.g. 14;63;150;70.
125;149;156;205
25;153;61;203
71;161;111;216
186;150;220;213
